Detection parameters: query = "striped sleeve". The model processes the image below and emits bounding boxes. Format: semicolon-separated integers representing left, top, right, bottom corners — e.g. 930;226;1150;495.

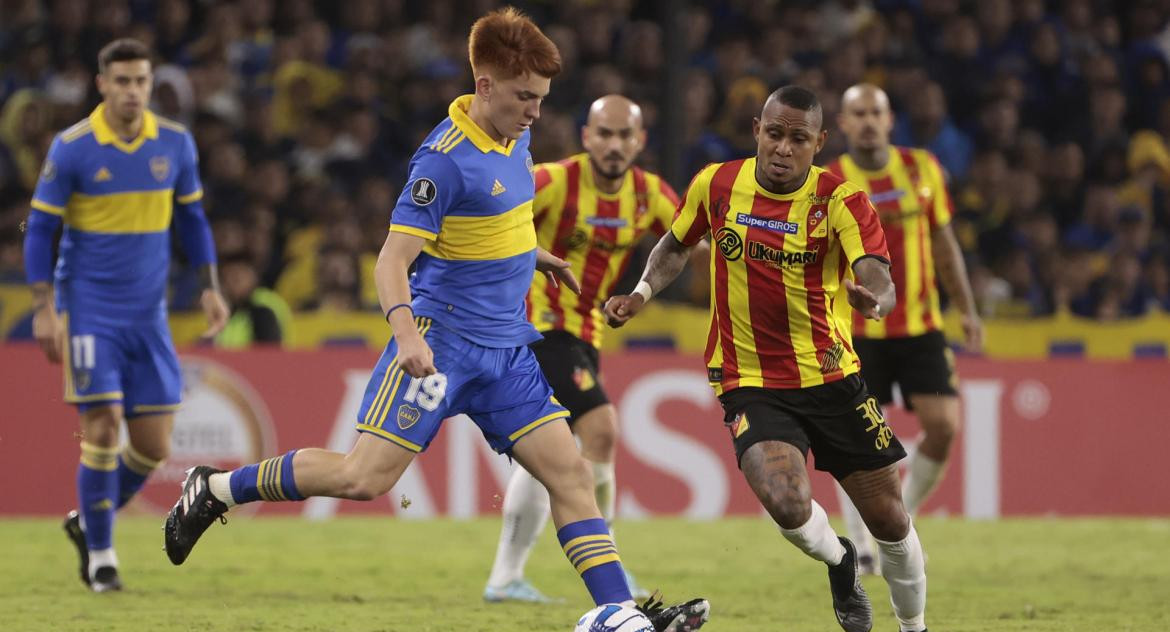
923;151;954;229
833;186;889;265
648;175;681;236
670;163;720;246
532;163;567;225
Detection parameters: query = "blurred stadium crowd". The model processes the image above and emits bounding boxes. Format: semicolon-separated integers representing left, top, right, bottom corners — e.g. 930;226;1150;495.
2;0;1170;329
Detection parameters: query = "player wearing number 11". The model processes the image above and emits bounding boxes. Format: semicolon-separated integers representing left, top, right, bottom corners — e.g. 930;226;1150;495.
163;9;707;630
23;38;228;593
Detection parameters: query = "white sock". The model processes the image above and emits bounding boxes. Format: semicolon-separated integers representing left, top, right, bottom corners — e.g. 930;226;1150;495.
591;460;616;524
875;524;927;631
88;547;118;578
834;481;875;558
779;500;846;565
901;451;945;515
208;472;237;508
486;465;550;588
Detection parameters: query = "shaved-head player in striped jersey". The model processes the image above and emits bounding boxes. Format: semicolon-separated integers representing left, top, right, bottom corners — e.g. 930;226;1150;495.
826;83;982;575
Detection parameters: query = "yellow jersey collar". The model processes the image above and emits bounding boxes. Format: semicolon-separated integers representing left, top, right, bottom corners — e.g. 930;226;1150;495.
449;95;515;156
90;103;159;154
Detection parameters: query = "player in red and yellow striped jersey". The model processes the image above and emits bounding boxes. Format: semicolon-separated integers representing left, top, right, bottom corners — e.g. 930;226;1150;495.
485;95;684;604
826;84;982;574
607;86;929;632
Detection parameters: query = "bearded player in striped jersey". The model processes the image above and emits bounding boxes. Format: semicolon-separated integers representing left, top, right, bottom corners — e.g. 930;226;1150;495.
827;83;982;574
606;86;929;632
484;94;691;603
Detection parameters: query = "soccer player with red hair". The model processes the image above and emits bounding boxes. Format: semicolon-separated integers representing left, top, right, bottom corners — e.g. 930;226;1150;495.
163;8;707;630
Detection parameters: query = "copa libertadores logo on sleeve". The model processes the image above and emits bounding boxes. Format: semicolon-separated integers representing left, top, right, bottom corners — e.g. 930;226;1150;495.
410;178;437;206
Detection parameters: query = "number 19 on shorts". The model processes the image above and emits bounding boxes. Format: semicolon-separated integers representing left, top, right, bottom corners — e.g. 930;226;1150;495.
403;373;447;411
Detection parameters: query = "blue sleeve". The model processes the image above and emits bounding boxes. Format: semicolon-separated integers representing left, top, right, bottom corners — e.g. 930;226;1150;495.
174;131;204;204
389;150;464;240
171;131;215;266
24;209;62;284
173;198;216;266
30;136;73;216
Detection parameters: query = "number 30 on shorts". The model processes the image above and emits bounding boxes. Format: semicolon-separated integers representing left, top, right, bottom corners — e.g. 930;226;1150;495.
403;373;447;411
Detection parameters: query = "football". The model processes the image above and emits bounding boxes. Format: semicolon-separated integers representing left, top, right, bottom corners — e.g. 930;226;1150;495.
574;604;655;632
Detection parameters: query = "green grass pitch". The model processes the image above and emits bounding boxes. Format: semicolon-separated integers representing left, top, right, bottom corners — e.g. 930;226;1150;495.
2;516;1167;631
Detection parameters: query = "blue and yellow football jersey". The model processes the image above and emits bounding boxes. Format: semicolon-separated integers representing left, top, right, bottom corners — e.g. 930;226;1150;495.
31;104;203;325
390;94;540;348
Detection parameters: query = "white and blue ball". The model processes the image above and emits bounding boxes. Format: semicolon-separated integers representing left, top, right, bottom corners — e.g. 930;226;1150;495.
574;603;655;632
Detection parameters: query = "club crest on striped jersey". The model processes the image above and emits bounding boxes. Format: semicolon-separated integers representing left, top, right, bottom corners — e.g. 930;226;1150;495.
807;207;828;238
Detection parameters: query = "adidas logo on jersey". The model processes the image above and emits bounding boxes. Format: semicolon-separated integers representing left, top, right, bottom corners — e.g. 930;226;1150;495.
94;167;112;182
491;179;506;196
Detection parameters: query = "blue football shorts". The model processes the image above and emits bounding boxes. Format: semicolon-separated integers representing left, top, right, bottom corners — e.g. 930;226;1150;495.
355;316;569;453
62;311;182;417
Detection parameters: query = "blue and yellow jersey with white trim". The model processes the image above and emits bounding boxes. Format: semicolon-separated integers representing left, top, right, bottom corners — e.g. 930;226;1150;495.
31;104;203;323
390;95;540;348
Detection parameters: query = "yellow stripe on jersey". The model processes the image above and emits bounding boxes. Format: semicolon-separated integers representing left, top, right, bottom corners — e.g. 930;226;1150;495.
61;120;94;144
156;117;188;133
64;190;173;233
726;164;764;388
670;163;722;245
31;198;64;215
391;224;439;240
176;189;203;204
423;201;536;260
431;125;459;151
440;132;466;154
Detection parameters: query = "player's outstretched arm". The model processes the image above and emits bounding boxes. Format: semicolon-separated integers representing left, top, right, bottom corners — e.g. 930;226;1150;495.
847;257;896;321
932;224;983;351
376;231;435;378
604;232;694;328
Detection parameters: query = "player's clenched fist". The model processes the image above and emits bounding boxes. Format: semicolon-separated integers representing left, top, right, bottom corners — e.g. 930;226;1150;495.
396;334;437;378
603;293;645;328
844;279;882;321
32;306;63;363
